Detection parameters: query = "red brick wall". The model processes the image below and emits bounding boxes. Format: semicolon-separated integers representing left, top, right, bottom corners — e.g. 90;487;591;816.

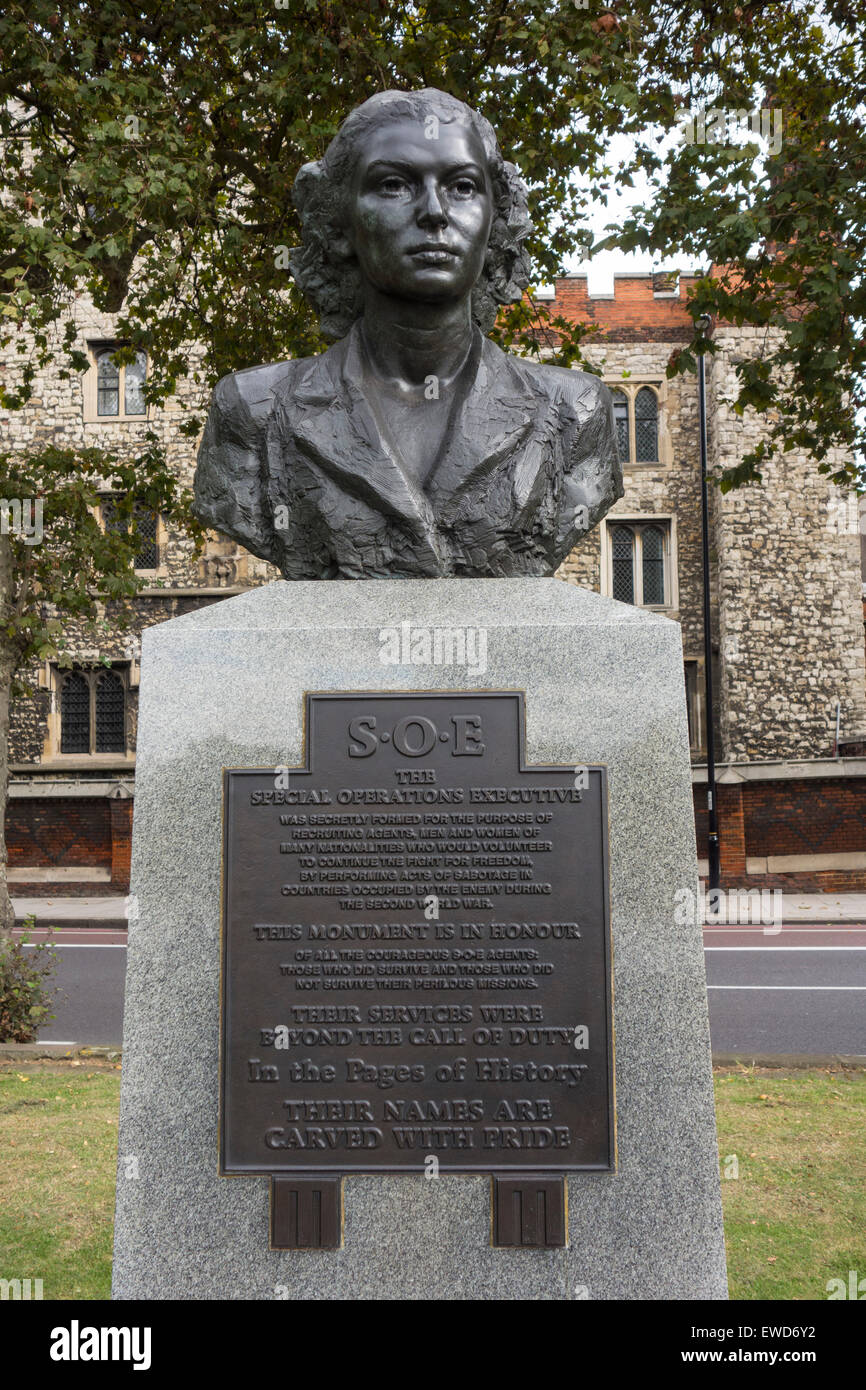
539;274;700;342
717;784;746;879
744;779;866;857
6;797;133;894
7;798;111;868
109;799;133;893
693;776;866;890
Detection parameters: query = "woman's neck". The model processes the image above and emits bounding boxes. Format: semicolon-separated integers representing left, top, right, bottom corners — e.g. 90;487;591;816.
359;292;476;390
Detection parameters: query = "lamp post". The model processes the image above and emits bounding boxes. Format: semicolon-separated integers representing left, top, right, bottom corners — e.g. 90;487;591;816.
697;313;720;895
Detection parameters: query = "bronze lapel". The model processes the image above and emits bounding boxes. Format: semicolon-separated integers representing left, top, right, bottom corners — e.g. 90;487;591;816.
273;325;445;565
268;326;562;554
426;336;560;526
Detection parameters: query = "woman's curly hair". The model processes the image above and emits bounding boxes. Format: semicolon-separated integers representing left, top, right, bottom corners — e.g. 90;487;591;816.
289;89;533;341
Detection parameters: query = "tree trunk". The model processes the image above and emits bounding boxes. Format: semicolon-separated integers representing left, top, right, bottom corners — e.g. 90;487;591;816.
0;533;17;936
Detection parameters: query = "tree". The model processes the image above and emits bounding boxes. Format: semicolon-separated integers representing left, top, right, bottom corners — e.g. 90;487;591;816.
0;447;197;932
0;0;656;938
2;3;862;474
1;1;864;928
611;0;866;489
0;0;652;414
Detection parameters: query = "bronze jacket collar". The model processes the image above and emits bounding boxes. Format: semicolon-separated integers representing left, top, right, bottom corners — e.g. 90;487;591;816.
270;321;558;544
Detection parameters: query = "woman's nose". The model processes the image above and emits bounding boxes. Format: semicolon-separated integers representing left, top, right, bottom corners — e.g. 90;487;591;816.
416;178;448;226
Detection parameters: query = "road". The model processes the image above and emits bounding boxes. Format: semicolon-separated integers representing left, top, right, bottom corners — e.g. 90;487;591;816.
704;926;866;1056
24;929;127;1047
22;925;866;1057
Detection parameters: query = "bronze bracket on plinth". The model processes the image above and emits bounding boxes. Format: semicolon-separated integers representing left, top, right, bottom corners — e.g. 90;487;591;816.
270;1175;343;1250
492;1174;567;1247
269;1172;567;1250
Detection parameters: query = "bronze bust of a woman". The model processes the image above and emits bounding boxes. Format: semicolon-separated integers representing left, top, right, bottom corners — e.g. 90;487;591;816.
194;89;623;579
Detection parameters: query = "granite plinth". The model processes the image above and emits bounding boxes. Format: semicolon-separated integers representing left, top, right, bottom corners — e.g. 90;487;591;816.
112;578;727;1300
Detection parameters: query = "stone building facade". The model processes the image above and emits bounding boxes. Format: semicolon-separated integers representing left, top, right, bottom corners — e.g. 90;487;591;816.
3;274;865;894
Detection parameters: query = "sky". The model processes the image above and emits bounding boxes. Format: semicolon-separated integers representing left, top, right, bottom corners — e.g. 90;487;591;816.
566;115;764;291
575;129;705;291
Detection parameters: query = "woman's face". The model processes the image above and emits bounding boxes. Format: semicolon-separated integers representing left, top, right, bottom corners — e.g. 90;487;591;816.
345;115;493;306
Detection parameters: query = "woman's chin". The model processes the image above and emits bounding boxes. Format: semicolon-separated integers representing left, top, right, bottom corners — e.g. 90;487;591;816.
374;272;477;308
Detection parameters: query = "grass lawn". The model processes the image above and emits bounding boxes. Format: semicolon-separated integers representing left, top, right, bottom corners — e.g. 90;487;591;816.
0;1057;120;1300
0;1059;863;1300
716;1065;866;1300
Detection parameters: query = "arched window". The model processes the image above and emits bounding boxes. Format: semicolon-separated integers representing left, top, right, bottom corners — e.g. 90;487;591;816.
604;382;665;465
96;351;120;416
634;387;659;462
611;390;629;463
88;343;148;420
610;526;635;604
606;521;672;607
641;524;666;604
95;672;126;752
58;667;128;755
60;673;91;753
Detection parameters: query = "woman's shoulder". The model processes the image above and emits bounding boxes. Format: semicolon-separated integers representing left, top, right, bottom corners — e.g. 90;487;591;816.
210;336;351;425
486;340;613;418
209;358;301;429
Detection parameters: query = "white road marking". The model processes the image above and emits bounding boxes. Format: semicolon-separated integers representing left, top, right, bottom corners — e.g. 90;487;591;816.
707;985;866;991
21;942;127;949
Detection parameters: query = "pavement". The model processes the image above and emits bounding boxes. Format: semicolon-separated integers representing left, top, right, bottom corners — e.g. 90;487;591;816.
760;893;866;924
12;890;866;930
13;895;128;931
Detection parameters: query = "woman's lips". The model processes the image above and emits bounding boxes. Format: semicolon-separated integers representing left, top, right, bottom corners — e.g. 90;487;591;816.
408;246;459;264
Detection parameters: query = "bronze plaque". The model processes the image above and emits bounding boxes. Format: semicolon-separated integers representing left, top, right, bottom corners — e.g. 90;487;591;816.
220;691;613;1175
